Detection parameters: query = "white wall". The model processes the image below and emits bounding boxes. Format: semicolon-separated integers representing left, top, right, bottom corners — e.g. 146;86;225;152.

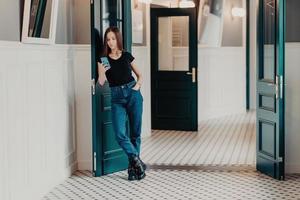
285;43;300;173
0;41;77;200
0;0;89;44
222;0;243;46
56;0;91;44
0;0;21;41
198;47;246;121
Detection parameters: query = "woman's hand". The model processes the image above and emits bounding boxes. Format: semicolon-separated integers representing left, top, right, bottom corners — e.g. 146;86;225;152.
98;63;110;73
97;62;108;86
132;82;141;91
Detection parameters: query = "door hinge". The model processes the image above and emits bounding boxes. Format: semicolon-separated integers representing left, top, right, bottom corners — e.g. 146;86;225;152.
278;157;283;162
91;78;96;95
93;152;97;171
91;0;94;4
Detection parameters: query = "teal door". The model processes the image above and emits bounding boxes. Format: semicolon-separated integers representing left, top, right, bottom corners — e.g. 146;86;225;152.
256;0;285;180
151;8;198;131
91;0;132;177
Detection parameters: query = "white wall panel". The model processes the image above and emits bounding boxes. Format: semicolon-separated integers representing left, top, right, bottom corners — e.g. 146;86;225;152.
0;41;77;200
198;47;247;121
285;43;300;173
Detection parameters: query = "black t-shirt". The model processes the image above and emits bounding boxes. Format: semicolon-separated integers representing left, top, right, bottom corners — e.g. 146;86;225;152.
100;51;135;87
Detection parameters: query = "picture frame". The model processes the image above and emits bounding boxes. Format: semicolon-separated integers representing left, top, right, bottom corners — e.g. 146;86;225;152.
21;0;59;44
132;0;147;46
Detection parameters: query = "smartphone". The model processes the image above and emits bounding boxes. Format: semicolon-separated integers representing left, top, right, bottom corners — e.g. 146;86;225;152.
100;57;111;70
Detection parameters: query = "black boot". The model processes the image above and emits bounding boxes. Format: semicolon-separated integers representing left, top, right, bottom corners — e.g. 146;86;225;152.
127;163;137;181
129;156;146;180
138;156;147;171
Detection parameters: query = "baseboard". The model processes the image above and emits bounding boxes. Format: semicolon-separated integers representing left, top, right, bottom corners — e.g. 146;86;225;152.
286;164;300;174
61;160;78;177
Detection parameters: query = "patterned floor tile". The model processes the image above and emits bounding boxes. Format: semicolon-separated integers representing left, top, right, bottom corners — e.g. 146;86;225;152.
43;170;300;200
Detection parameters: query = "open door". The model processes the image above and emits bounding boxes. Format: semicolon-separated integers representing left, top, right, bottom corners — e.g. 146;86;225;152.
256;0;285;180
151;8;198;131
91;0;132;177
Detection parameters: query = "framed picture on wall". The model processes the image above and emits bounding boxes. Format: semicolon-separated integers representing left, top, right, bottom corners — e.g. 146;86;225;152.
22;0;59;44
132;0;147;46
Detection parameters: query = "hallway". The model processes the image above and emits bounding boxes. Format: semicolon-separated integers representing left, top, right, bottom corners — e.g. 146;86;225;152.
43;170;300;199
141;111;256;168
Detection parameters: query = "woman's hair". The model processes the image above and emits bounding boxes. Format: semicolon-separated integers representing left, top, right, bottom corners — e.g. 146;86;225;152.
103;26;123;56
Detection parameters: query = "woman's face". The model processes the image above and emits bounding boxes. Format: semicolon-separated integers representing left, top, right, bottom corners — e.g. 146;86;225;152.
106;31;118;51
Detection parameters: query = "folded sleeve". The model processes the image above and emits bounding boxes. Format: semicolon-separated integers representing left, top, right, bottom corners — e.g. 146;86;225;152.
126;52;135;63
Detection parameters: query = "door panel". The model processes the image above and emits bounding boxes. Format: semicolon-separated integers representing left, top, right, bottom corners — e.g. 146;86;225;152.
91;0;132;177
151;8;198;131
256;0;285;180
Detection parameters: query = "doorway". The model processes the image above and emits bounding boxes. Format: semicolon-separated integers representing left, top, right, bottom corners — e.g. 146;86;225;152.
149;0;251;166
145;0;286;180
150;8;198;131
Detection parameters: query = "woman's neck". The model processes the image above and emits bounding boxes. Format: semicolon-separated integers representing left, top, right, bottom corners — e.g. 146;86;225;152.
111;49;121;55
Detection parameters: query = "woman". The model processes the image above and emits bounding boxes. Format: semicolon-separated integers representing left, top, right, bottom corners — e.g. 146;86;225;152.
97;27;146;181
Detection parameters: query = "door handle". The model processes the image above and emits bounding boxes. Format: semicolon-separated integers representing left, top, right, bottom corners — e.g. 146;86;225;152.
186;67;196;83
91;78;96;95
275;75;284;100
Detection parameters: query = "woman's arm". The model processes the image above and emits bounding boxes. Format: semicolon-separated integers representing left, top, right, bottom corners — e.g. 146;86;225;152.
131;61;143;90
97;62;107;86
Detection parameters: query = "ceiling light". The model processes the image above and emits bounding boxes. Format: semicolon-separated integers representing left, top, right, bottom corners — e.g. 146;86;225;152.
138;0;152;4
231;7;246;17
179;0;195;8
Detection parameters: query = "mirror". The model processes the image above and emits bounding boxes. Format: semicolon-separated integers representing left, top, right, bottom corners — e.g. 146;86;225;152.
22;0;58;44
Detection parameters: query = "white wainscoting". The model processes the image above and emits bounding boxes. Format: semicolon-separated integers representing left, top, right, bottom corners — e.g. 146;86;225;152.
198;47;247;121
0;41;77;200
72;45;92;170
285;43;300;173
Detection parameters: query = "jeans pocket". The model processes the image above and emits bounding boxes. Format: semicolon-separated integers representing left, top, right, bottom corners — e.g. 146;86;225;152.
131;88;140;92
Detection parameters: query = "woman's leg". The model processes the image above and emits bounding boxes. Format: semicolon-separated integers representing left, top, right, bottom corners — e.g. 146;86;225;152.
127;90;143;155
111;102;139;157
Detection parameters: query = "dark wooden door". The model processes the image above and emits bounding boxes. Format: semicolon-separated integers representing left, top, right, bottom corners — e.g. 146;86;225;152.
91;0;132;177
256;0;285;180
151;8;198;131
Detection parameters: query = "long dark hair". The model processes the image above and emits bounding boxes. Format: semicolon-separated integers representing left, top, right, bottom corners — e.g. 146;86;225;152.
103;27;123;56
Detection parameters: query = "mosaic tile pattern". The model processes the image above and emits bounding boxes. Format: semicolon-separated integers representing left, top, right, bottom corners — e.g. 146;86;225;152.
43;170;300;200
141;111;256;167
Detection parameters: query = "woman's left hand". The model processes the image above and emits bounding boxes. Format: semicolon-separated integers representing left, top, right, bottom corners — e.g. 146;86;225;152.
132;84;140;91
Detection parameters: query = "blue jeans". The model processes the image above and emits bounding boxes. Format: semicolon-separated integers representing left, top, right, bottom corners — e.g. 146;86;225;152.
110;80;143;158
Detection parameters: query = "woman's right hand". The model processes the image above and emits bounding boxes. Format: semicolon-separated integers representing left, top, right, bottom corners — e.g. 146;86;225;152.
97;62;108;86
98;63;109;73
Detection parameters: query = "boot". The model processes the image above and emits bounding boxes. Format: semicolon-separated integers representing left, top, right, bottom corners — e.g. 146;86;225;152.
129;156;146;180
127;163;137;181
138;156;147;171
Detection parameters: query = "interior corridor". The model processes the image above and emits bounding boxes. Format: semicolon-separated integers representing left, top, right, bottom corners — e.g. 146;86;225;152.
42;111;300;199
43;170;300;199
141;111;256;168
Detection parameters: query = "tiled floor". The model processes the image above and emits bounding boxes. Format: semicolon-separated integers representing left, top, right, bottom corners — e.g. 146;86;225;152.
43;112;300;200
141;111;256;167
43;170;300;200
